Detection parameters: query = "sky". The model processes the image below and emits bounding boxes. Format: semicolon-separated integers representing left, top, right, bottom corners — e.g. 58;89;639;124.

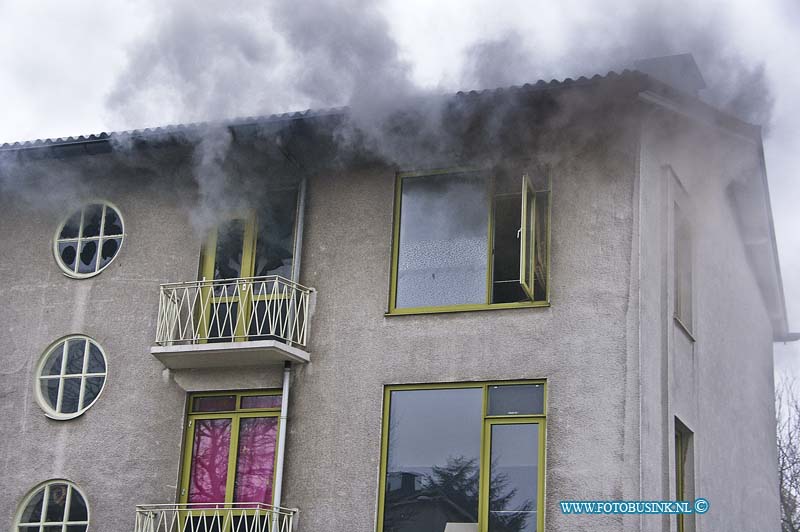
0;0;797;373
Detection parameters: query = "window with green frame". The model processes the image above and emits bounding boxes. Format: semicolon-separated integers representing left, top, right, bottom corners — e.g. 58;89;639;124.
389;167;550;314
378;381;546;532
179;391;283;509
675;418;695;532
198;188;299;341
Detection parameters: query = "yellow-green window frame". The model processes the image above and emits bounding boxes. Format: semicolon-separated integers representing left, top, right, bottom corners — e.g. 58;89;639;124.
387;168;552;315
179;390;283;507
376;380;547;532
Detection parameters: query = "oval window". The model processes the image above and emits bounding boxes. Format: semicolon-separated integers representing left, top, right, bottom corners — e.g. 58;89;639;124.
35;336;108;420
54;202;124;278
15;480;89;531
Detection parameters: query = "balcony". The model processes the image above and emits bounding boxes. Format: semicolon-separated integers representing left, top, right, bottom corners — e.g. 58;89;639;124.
151;276;314;369
134;503;297;532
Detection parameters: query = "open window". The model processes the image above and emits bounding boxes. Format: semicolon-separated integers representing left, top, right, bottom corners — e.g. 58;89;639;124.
197;188;300;342
390;168;550;313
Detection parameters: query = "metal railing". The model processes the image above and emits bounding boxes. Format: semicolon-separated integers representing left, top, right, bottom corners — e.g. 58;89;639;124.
155;276;313;348
134;503;297;532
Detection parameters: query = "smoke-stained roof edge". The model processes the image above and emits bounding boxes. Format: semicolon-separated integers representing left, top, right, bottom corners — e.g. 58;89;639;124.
0;69;760;153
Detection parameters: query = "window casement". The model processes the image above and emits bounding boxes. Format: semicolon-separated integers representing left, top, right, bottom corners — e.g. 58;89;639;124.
54;201;124;278
673;203;693;335
675;418;695;532
388;167;551;315
197;187;299;342
377;381;546;532
179;390;283;513
35;335;108;420
15;479;89;532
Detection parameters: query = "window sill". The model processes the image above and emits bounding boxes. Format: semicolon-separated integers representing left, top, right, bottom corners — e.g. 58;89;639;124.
386;300;550;316
673;315;696;342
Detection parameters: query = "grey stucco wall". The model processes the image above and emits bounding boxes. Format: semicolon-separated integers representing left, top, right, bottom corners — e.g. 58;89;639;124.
1;118;640;532
638;111;781;531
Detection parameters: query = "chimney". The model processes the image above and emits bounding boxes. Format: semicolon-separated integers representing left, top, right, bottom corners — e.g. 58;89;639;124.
634;53;707;97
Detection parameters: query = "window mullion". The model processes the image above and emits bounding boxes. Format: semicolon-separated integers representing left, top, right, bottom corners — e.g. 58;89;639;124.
55;342;69;413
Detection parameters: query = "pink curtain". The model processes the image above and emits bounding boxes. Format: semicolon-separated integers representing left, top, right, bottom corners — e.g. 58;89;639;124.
234;417;278;504
188;419;232;504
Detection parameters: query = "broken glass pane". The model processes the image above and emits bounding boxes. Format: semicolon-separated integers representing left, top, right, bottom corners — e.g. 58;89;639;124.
40;378;60;409
59;212;81;239
82;377;105;409
44;484;68;521
493;193;528;303
213;220;244;281
82;204;103;237
60;378;81;414
104;207;123;235
65;339;85;375
58;241;78;271
86;344;105;373
254;189;298;278
78;241;98;273
98;238;121;269
396;172;488;308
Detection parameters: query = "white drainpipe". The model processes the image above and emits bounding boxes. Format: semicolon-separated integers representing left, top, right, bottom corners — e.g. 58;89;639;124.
273;361;291;516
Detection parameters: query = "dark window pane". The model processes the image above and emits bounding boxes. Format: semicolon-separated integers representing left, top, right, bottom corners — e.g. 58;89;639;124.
65;339;86;375
18;527;40;532
396;172;489;308
488;385;544;416
86;344;105;373
45;483;68;522
82;204;103;237
533;191;549;301
192;395;236;412
493;193;528;304
43;527;62;532
213;220;244;281
67;526;88;532
241;395;282;409
82;377;105;408
19;488;44;523
77;240;98;273
42;347;64;376
60;378;82;414
40;378;60;410
383;387;483;532
253;189;298;278
488;424;539;532
60;212;81;239
98;238;121;269
67;489;88;521
104;207;123;235
59;241;78;271
208;302;238;341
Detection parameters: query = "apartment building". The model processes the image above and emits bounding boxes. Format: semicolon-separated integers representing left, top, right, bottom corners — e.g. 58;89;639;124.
0;55;789;531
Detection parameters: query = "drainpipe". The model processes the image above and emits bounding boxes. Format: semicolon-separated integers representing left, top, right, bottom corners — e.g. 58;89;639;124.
273;361;291;516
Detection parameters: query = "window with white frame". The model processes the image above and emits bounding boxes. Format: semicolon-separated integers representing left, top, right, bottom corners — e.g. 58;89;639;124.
54;202;124;278
15;480;89;532
35;335;108;420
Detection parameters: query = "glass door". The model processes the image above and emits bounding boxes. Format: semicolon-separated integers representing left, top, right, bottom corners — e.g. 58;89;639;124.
482;420;544;532
179;393;282;530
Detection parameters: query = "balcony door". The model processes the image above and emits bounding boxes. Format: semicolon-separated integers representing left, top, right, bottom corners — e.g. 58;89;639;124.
198;188;299;342
180;392;282;507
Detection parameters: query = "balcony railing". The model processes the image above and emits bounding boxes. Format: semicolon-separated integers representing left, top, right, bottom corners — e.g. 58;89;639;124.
134;503;297;532
155;276;313;348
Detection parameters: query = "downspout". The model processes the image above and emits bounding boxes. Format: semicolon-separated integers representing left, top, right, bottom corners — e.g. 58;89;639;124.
273;361;292;514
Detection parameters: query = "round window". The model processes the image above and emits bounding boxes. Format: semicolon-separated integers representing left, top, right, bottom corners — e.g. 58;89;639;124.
54;202;124;278
35;336;108;420
15;480;89;531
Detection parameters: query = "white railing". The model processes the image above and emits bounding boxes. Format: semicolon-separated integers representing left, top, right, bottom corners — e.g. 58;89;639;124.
155;276;313;348
134;503;297;532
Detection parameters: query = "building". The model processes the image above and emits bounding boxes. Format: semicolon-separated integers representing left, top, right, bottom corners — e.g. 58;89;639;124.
0;55;791;532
